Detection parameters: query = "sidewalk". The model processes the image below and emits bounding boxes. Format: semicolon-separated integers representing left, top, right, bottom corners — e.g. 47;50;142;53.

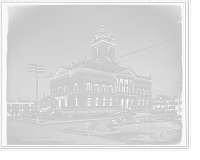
38;113;150;125
38;117;114;125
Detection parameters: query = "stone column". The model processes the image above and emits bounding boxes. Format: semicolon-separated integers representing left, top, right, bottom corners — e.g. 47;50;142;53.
119;78;122;93
115;78;118;93
123;79;125;93
123;99;126;109
117;78;120;93
128;98;131;108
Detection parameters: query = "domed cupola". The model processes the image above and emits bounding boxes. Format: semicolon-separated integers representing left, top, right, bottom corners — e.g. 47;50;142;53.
91;25;116;59
91;22;115;43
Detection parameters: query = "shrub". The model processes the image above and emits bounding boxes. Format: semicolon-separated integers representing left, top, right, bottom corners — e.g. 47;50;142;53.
67;113;74;118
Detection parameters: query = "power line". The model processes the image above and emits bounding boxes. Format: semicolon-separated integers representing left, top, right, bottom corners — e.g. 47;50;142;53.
116;36;181;59
115;5;180;41
8;79;36;96
7;76;50;98
48;8;145;60
50;6;179;65
120;19;177;46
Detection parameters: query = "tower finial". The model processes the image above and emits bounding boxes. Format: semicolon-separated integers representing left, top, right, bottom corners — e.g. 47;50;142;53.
101;23;104;29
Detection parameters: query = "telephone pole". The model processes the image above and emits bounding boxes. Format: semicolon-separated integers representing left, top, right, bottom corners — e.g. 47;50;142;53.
28;63;44;123
175;81;181;109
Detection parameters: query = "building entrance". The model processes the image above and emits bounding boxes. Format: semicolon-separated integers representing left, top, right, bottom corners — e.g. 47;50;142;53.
126;99;129;109
58;99;61;109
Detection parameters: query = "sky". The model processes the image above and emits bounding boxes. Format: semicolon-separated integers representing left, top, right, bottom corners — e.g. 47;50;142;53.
6;4;183;100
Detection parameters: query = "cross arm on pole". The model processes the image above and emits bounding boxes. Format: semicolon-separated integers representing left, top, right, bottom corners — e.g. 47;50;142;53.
28;70;36;72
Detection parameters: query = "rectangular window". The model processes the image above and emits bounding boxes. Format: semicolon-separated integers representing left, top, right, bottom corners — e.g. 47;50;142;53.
87;83;91;91
95;84;99;92
65;85;67;92
58;86;61;93
74;83;77;92
109;85;112;93
102;84;106;92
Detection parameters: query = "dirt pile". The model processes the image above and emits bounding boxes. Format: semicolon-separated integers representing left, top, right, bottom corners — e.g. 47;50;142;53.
65;121;115;135
110;117;153;125
150;122;182;145
81;121;113;132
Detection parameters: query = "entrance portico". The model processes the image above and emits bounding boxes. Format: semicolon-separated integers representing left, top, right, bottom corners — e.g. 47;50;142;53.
115;93;135;109
55;95;69;109
115;70;135;109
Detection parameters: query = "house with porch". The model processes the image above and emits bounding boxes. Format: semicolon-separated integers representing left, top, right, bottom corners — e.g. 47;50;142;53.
152;94;175;111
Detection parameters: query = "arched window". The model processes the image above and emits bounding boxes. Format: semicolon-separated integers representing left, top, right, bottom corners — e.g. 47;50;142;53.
87;98;91;107
75;98;78;107
103;98;106;107
95;98;98;106
110;99;112;106
110;85;113;93
102;85;106;92
74;83;78;92
64;85;67;92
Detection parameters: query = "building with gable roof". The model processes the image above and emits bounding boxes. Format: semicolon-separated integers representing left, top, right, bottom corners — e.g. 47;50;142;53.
47;25;153;111
7;99;36;117
152;94;175;111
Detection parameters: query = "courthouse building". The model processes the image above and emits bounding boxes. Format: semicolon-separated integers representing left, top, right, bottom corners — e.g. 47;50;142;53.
48;26;153;111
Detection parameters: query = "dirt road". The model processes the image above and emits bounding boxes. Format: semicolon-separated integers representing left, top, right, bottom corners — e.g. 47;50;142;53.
7;119;182;145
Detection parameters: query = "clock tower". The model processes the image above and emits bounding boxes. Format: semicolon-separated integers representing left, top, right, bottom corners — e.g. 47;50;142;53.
91;25;116;59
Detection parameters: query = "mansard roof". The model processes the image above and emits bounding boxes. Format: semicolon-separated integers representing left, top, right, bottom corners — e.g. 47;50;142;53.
50;57;152;80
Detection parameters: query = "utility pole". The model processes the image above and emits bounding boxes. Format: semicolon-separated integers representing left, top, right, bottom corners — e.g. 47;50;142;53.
28;63;44;123
175;81;181;109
